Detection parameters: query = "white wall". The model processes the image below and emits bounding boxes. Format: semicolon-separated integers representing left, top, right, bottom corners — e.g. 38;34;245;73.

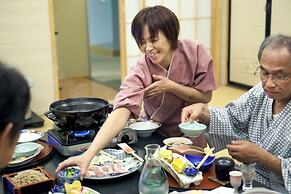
0;0;56;115
229;0;265;86
271;0;291;36
124;0;212;73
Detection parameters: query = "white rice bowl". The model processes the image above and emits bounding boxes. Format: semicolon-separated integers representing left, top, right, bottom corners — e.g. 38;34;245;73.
129;121;161;137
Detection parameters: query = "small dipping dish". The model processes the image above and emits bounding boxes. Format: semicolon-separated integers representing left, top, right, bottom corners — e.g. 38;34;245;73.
14;142;39;158
57;167;81;185
179;121;207;137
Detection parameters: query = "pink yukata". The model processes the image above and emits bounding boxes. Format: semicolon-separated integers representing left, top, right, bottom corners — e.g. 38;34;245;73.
114;39;217;137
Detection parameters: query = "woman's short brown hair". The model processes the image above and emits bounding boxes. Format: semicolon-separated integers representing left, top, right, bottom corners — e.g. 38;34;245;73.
131;5;180;50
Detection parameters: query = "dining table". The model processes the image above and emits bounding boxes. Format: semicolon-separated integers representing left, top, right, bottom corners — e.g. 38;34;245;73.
0;131;268;194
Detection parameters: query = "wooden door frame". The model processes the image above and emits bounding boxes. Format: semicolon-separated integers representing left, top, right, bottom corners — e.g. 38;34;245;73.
211;0;229;86
119;0;127;81
48;0;60;100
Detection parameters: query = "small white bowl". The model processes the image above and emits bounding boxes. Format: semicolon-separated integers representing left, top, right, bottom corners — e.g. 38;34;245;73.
163;137;192;146
179;121;207;137
129;121;161;137
14;142;39;157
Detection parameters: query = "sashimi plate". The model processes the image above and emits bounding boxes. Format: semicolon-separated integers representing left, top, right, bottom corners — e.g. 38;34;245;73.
83;148;143;180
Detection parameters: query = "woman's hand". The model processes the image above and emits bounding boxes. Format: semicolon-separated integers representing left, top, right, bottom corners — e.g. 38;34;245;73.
181;103;210;125
144;75;173;97
56;152;91;180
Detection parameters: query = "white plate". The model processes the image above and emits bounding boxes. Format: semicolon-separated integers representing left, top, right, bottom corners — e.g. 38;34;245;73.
18;129;44;143
48;186;100;194
242;187;279;194
82;186;100;194
163;137;192;146
8;143;44;166
84;148;143;180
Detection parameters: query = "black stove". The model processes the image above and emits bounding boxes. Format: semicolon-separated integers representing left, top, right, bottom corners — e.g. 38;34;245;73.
48;128;96;146
47;128;138;156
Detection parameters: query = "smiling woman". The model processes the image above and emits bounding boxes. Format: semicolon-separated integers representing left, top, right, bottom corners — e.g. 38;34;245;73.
56;5;217;181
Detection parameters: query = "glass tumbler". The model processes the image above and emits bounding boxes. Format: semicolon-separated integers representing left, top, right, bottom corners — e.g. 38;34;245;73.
241;163;255;191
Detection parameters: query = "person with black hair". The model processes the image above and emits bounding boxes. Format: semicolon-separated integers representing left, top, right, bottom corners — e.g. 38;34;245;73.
181;34;291;193
56;5;216;179
0;62;30;168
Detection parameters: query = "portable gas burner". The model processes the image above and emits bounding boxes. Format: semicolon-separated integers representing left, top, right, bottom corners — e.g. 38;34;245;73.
47;128;138;156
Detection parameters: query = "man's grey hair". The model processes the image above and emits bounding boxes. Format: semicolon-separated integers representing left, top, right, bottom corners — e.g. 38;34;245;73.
258;34;291;61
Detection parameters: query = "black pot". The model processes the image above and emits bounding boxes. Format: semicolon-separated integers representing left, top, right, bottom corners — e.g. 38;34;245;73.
45;97;113;131
215;157;235;181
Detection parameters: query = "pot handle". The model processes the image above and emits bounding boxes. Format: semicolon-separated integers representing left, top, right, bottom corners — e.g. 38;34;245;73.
91;103;114;124
44;110;58;121
108;104;114;113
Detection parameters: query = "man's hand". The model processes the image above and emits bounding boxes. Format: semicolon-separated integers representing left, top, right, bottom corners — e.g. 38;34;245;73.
181;103;210;125
227;140;282;176
226;140;263;163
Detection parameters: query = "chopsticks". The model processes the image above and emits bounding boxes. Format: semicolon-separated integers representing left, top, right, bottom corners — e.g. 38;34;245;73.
196;147;215;169
117;143;144;162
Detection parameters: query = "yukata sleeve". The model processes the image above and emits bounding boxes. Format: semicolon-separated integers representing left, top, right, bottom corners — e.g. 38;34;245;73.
280;157;291;193
192;42;217;92
206;86;260;150
113;63;149;118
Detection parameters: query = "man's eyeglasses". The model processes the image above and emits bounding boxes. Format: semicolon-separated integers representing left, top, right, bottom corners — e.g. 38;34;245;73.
253;65;291;83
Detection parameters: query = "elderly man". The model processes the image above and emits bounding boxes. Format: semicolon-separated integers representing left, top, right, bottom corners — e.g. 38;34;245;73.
0;62;30;168
181;35;291;193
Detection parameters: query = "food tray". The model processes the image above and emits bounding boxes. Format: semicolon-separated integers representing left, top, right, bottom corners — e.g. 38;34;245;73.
160;151;203;188
2;166;55;194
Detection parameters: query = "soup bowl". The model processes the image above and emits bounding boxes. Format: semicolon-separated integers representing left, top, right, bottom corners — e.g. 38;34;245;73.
179;121;207;137
129;121;161;137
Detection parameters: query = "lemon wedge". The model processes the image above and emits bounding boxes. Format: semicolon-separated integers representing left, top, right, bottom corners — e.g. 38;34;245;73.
65;180;82;194
171;157;186;173
159;149;172;158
